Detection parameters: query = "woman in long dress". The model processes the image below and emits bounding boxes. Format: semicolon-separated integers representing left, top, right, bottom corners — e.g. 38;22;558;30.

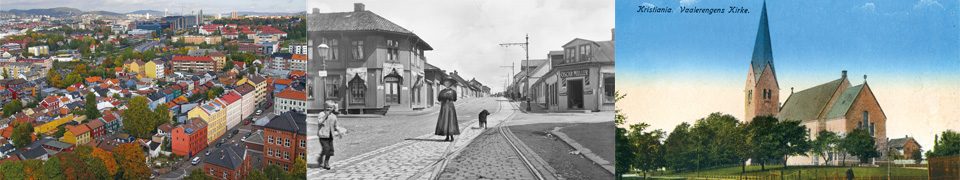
435;77;460;141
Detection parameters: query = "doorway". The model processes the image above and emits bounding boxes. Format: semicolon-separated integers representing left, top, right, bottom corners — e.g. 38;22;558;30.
567;79;584;109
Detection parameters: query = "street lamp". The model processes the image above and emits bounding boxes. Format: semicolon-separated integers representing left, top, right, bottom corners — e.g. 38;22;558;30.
312;43;329;110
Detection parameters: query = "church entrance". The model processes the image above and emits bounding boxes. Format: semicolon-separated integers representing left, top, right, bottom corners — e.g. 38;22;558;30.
567;79;584;109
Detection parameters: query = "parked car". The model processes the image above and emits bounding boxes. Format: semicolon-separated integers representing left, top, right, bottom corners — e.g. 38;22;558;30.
205;150;210;156
255;109;262;115
191;157;200;165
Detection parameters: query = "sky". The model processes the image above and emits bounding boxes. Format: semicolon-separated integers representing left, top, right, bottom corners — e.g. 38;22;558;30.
0;0;304;14
307;0;615;92
617;0;960;151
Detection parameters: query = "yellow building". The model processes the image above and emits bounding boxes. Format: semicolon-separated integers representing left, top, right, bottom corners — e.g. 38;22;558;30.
61;124;91;145
34;114;80;134
124;60;145;75
143;60;165;79
188;99;227;144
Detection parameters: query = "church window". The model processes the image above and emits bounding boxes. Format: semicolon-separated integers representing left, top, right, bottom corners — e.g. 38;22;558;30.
747;90;753;103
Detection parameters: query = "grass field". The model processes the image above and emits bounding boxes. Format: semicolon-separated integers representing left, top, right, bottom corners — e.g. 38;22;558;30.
624;165;929;180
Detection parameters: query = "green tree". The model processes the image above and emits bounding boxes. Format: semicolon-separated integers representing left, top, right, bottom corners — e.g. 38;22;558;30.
662;122;694;172
0;161;26;179
911;148;923;164
2;68;9;79
745;116;779;170
689;113;744;169
43;156;65;180
292;158;307;179
629;123;663;178
121;96;156;138
841;128;879;164
811;130;840;165
927;130;960;157
614;116;634;179
11;122;34;148
2;99;23;117
85;92;101;119
154;105;171;127
186;168;211;180
247;169;268;180
772;120;810;174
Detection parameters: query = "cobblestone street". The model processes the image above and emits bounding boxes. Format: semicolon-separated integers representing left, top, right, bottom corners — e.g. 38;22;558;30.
307;97;516;179
436;129;536;180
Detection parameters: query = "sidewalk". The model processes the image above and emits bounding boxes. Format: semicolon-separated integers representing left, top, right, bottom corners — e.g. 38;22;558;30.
306;98;517;179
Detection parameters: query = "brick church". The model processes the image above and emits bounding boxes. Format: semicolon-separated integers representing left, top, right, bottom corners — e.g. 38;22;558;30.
743;1;888;165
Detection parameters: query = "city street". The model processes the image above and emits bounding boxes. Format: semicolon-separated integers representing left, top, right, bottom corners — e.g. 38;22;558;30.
306;97;511;179
157;104;271;179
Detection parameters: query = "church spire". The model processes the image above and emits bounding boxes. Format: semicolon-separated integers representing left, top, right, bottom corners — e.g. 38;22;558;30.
751;0;774;81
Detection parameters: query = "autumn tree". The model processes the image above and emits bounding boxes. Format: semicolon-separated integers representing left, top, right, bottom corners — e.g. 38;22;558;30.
43;156;65;180
92;147;119;176
186;168;212;180
114;143;150;180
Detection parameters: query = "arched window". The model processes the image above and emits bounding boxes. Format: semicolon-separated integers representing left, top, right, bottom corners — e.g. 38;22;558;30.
348;73;366;105
384;69;403;104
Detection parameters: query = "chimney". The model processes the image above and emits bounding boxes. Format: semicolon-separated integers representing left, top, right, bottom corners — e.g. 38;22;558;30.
841;70;847;79
312;8;320;14
354;3;365;12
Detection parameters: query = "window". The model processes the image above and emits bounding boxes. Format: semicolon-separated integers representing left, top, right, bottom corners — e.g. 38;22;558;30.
268;136;273;144
284;152;290;160
325;75;341;99
285;139;290;147
300;140;306;148
322;37;339;60
387;40;400;61
352;40;364;60
349;75;367;104
747;90;753;104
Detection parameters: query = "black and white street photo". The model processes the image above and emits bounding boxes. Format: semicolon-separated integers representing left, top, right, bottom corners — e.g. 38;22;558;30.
304;0;615;179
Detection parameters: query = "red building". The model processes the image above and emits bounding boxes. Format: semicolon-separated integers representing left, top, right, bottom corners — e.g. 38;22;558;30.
85;119;106;141
172;118;208;157
261;111;306;172
171;55;216;72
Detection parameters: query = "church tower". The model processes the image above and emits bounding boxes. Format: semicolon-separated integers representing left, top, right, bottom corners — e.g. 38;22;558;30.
744;1;780;122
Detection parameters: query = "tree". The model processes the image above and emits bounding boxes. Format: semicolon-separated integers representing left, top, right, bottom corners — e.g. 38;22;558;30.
186;168;212;180
772;120;810;174
58;152;97;180
43;156;65;180
91;147;119;176
292;157;307;179
246;169;269;180
85;92;101;119
745;116;779;170
1;68;9;79
614;117;635;179
927;130;960;157
263;164;289;180
114;143;150;180
662;122;694;172
0;161;26;180
154;105;171;127
811;130;840;165
2;99;23;117
842;128;879;164
21;159;44;179
122;96;157;138
11;122;34;148
629;123;663;178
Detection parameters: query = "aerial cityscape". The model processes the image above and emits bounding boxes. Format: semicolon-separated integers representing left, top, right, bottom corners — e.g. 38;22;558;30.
0;1;309;179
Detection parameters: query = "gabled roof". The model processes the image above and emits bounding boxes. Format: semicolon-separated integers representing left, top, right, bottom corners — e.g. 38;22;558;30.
205;144;246;170
888;137;920;149
308;8;432;50
276;89;306;101
824;84;865;119
219;91;242;104
66;124;91;135
263;111;306;135
779;78;844;121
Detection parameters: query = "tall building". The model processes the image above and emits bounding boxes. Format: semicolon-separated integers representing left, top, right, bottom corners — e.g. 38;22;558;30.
308;3;433;113
744;1;780;122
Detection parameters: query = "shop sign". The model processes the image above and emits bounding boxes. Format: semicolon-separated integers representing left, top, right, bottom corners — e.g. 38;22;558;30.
559;69;589;78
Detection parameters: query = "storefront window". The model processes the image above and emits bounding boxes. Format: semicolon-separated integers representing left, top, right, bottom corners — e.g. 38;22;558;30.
325;75;341;99
603;75;614;103
348;75;366;105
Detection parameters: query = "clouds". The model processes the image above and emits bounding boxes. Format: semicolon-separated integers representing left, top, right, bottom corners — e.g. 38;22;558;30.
679;0;698;6
914;0;944;10
857;2;877;13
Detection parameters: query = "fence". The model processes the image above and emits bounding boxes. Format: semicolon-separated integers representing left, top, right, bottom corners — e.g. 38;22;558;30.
928;156;960;180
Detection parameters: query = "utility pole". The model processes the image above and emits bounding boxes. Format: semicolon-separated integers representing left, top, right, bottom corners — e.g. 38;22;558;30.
499;34;531;111
499;63;514;99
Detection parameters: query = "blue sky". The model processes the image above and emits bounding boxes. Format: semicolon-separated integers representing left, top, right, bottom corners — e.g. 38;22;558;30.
616;0;960;150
